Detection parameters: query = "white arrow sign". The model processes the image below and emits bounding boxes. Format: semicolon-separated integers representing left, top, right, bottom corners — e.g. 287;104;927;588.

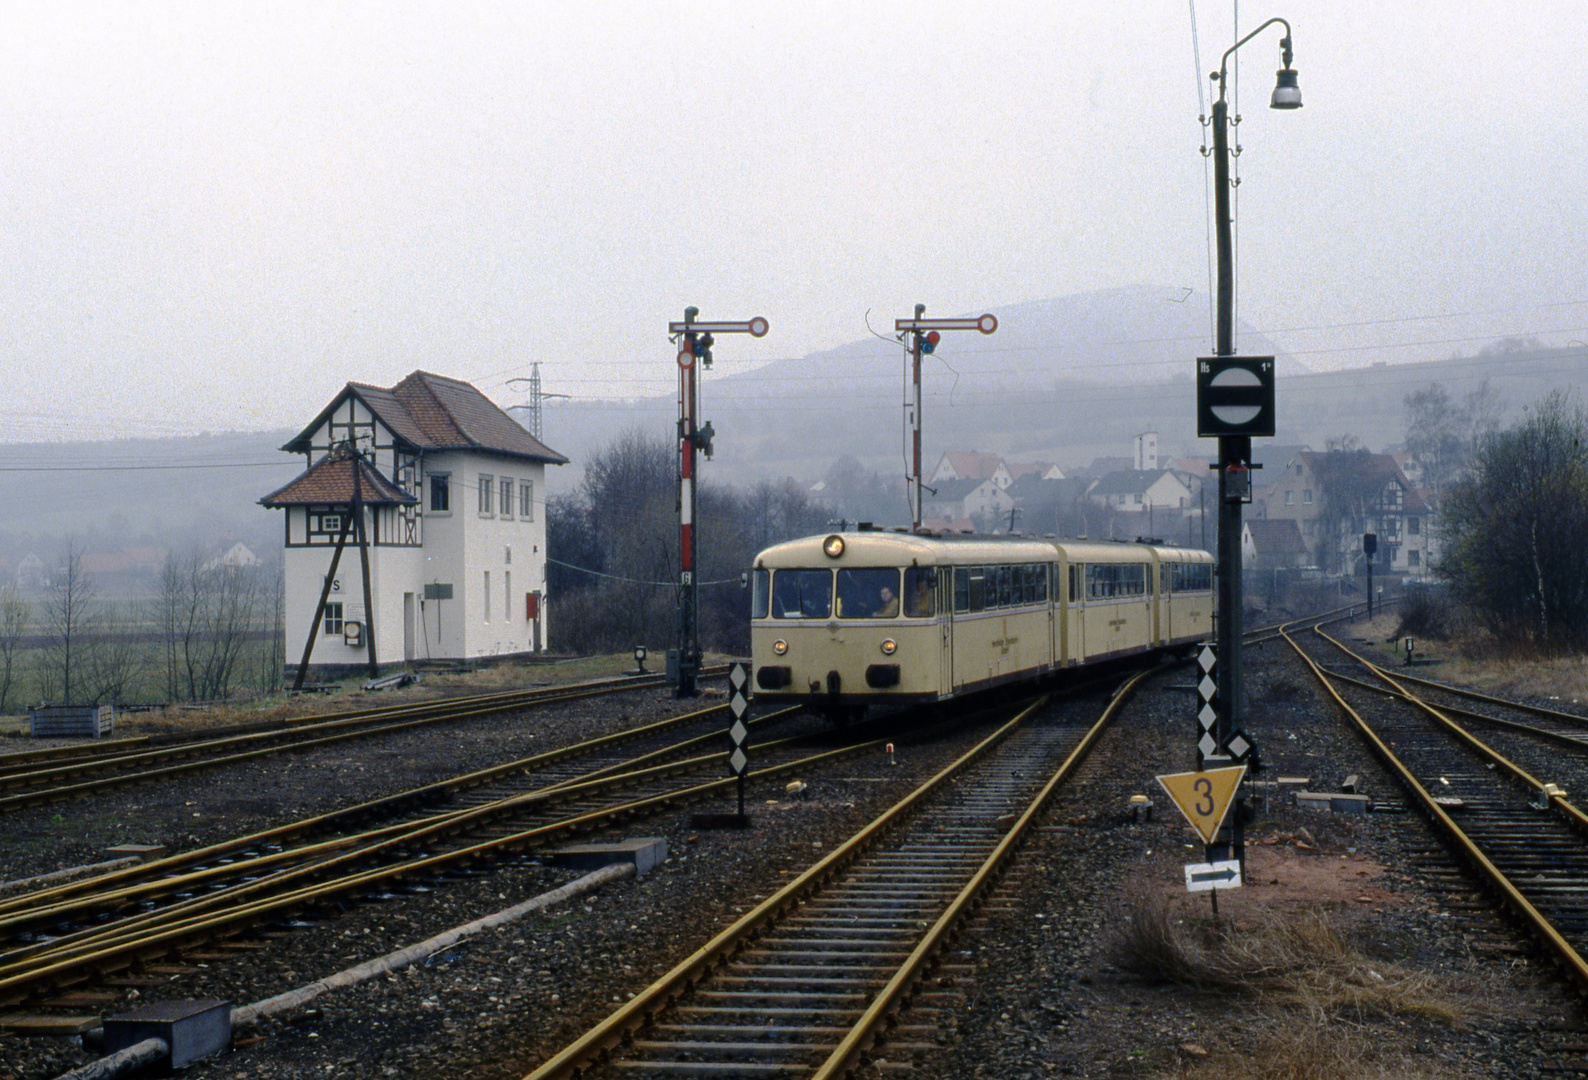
1184;860;1243;892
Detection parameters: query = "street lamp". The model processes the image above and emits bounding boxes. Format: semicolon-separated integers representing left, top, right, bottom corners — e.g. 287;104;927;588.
1202;18;1301;857
1210;18;1301;356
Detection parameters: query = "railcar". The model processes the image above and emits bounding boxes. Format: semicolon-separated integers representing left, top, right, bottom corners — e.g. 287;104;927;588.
749;528;1213;712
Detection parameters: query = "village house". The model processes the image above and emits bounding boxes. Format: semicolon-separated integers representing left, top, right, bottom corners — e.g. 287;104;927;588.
261;370;567;675
1085;469;1193;512
1258;450;1432;576
930;451;1013;490
922;477;1015;529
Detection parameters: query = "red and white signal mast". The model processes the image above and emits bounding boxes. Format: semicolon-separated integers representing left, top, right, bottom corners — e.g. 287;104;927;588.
667;306;769;697
894;305;998;531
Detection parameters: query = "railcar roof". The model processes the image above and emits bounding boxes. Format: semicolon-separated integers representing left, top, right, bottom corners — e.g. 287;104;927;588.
753;531;1208;567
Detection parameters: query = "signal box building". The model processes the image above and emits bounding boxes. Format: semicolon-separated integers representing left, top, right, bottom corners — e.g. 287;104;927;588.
261;370;567;675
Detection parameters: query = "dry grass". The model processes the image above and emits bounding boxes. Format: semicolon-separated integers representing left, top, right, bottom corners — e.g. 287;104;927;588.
1343;614;1588;709
1113;891;1488;1026
1156;1022;1483;1080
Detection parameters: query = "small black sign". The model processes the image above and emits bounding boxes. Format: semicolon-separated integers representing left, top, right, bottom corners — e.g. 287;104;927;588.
1197;357;1276;437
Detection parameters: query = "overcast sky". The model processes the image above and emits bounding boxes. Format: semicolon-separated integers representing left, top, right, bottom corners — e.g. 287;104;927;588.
3;1;1585;443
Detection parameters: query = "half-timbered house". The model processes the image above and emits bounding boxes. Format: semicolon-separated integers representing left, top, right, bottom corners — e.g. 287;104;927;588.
261;370;568;675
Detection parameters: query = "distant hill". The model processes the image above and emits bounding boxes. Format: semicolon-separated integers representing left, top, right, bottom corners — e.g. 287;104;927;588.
2;289;1578;560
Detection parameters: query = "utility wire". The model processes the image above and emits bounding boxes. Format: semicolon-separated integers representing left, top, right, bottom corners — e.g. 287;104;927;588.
546;556;739;587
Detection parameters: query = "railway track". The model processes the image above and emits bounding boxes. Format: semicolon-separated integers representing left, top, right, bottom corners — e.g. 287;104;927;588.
1284;622;1588;990
0;699;897;1011
523;671;1149;1080
0;669;722;811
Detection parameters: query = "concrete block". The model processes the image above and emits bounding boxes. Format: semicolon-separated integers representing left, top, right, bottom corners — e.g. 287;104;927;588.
1340;774;1361;794
1294;790;1371;814
1329;794;1370;813
103;999;231;1068
105;844;168;862
548;837;668;877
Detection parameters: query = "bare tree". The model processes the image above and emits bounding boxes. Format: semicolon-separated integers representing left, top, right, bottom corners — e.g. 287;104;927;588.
38;540;97;704
84;600;147;705
157;547;263;702
0;586;29;713
1441;390;1588;649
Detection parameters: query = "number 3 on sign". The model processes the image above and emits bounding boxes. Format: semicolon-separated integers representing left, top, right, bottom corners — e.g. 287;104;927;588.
1157;766;1247;845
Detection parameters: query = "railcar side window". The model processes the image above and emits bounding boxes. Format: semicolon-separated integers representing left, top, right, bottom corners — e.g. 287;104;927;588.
772;569;831;619
954;568;969;613
904;567;936;617
751;569;770;619
968;568;986;612
836;568;901;619
1037;564;1049;603
1087;563;1147;599
1169;562;1213;592
1069;564;1081;602
996;565;1012;607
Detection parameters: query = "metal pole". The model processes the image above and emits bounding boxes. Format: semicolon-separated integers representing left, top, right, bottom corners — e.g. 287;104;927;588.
911;309;924;531
677;318;700;698
353;457;379;679
1212;90;1247;871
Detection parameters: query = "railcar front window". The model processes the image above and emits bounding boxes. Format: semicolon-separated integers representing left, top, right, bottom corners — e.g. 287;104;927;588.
836;568;901;619
904;567;936;617
751;569;770;619
772;569;831;619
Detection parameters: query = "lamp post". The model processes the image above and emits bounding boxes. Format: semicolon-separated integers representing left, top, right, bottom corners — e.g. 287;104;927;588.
1208;18;1301;756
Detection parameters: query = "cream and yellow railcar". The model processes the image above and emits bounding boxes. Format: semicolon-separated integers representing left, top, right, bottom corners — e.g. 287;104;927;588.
751;531;974;705
1151;547;1216;647
750;530;1213;711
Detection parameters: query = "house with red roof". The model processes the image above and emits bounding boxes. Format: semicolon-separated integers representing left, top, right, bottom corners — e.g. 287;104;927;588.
261;371;567;674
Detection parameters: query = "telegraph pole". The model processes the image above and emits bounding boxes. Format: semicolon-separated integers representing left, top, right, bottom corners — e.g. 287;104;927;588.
667;307;769;697
894;307;999;530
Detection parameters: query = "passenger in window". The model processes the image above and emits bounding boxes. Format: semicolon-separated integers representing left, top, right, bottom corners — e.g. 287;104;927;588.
876;585;899;619
905;569;935;617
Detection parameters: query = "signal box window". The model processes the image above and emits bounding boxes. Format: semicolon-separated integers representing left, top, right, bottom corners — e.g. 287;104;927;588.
772;569;831;619
751;569;770;619
478;475;494;516
324;602;344;635
836;568;900;619
430;474;450;513
521;481;534;522
500;478;515;519
904;567;936;617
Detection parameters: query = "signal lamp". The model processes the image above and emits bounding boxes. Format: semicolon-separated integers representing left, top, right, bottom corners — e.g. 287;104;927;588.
822;534;845;558
919;330;941;354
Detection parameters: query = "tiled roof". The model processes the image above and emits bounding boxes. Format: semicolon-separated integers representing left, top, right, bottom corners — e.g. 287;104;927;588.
1088;470;1176;497
283;371;568;465
941;451;1004;480
259;449;418;507
1244;518;1305;555
927;478;992;502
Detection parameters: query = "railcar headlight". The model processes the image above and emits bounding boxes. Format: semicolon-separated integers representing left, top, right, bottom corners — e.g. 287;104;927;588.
880;638;897;655
773;639;788;655
822;534;845;558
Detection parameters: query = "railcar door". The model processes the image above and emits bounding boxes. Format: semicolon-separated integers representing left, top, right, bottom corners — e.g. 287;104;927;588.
939;570;953;697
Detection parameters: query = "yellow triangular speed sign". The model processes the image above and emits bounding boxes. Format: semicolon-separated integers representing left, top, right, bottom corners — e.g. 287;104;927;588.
1157;766;1247;844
